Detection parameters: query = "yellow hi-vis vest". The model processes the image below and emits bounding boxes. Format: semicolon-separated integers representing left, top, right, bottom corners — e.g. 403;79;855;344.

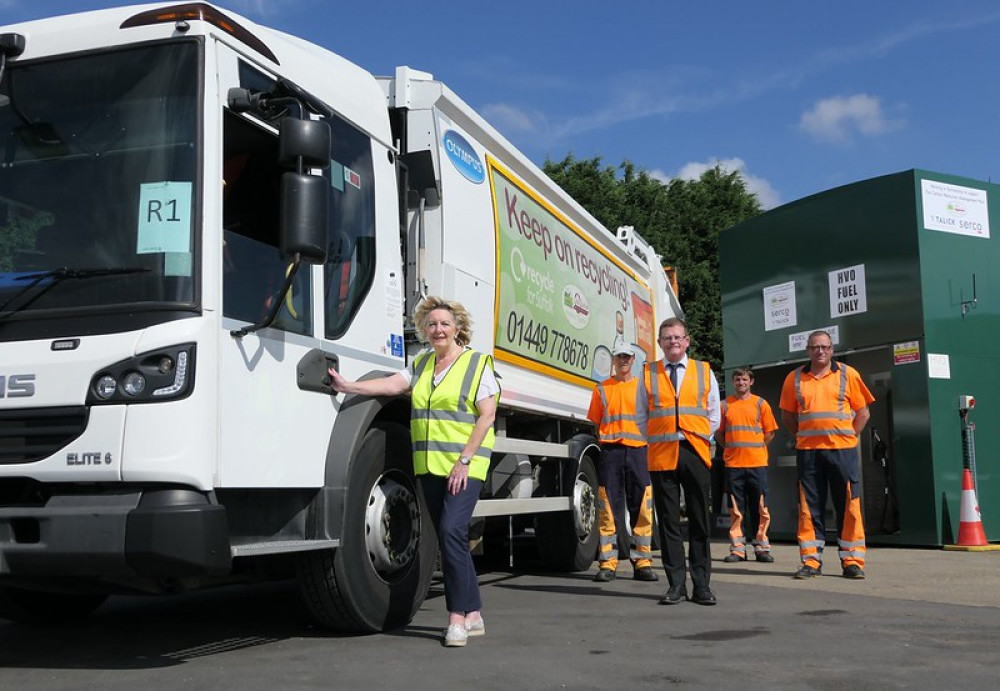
410;349;496;481
645;359;712;470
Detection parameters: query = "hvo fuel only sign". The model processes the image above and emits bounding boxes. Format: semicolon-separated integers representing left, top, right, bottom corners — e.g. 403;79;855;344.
829;263;867;318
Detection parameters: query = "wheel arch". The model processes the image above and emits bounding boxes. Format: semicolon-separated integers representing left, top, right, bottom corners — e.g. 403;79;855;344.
311;371;411;542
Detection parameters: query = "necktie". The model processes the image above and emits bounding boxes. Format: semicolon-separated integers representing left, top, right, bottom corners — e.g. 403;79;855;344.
667;362;682;428
667;362;681;393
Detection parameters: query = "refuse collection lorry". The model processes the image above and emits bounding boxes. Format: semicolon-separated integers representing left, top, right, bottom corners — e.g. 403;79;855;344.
0;2;681;631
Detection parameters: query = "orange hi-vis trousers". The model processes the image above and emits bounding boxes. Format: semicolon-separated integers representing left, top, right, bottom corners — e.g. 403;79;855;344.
596;444;654;571
796;448;866;569
726;466;771;557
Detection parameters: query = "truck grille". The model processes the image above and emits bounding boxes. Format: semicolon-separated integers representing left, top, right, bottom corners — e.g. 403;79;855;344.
0;406;89;464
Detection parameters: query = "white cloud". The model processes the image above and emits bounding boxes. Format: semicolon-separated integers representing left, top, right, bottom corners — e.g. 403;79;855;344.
799;94;900;142
479;102;543;134
659;158;781;210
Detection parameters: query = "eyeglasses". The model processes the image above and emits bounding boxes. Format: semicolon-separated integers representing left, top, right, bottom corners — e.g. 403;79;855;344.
660;335;688;343
808;345;832;351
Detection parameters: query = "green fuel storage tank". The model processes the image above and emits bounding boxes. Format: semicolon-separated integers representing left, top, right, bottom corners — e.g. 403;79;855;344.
719;169;1000;546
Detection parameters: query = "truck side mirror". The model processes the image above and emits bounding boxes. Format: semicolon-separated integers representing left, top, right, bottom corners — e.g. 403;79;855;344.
279;118;330;170
281;172;328;264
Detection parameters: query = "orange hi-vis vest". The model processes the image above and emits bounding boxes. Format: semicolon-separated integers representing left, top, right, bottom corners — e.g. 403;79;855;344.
645;359;712;470
721;395;772;468
588;377;647;448
791;362;858;450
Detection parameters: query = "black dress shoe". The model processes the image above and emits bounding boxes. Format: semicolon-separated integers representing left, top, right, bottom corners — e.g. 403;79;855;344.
691;587;717;605
659;584;687;605
633;567;659;582
594;568;616;582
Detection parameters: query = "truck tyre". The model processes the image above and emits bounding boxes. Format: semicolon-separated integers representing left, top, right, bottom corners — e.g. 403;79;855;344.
0;586;107;623
535;452;599;572
297;422;437;632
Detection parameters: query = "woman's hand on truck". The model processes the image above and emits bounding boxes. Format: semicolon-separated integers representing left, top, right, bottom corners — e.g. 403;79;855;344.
327;367;410;398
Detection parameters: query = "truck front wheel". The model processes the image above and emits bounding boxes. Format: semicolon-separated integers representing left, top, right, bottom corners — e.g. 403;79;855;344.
297;422;437;632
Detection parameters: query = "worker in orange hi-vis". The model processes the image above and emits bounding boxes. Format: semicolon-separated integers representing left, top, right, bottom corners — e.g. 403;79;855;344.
586;341;658;584
779;330;875;581
715;367;778;564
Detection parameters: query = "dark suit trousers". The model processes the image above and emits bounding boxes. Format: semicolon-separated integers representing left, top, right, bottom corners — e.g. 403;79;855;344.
650;440;712;590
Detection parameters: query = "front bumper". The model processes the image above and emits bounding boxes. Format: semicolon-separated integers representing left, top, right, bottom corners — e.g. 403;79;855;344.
0;487;231;580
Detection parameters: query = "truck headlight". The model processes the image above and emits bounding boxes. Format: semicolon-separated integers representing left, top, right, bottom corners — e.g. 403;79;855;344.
122;371;146;396
95;375;118;399
88;344;195;405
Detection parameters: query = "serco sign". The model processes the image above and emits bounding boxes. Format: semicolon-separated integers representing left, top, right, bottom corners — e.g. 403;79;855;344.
442;130;485;184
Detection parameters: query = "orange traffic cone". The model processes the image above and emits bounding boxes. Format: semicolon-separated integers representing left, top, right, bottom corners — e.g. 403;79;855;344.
945;468;1000;551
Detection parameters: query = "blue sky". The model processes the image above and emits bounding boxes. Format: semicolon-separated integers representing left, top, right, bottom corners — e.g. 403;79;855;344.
4;1;1000;208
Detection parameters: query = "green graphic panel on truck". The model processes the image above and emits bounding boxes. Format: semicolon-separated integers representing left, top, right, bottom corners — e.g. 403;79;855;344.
489;158;654;385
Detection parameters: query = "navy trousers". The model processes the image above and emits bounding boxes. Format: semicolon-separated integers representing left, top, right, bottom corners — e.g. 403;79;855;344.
420;475;484;614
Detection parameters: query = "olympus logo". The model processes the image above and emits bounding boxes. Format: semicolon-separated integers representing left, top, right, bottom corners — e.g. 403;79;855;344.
0;373;36;398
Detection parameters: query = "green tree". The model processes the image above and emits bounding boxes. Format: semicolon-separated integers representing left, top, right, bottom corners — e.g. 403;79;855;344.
543;156;761;370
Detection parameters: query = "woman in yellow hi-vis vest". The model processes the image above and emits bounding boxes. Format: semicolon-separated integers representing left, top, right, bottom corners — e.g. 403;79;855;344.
328;296;499;648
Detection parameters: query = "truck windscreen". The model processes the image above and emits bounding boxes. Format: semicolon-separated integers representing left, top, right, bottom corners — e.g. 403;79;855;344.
0;41;199;317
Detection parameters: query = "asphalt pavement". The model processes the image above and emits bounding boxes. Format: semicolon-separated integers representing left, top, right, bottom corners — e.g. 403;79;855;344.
2;539;999;690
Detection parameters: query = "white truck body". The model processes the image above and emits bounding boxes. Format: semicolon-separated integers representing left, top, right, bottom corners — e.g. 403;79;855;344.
0;3;680;630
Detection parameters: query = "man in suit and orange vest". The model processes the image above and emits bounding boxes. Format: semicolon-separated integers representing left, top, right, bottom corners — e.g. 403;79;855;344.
587;341;658;583
780;330;874;580
715;367;779;563
645;317;721;605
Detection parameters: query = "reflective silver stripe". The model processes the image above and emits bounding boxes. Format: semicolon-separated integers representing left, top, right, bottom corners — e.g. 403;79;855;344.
754;540;771;549
648;406;707;419
600;535;617;546
838;363;848;409
597;383;610;424
414;439;494;456
800;540;825;550
797;428;855;437
632;535;652;547
606;414;640;423
599;431;645;443
729;424;764;433
839;548;866;560
649;432;686;443
695;360;706;406
635;381;648;431
412;351;432;380
629;549;649;560
799;411;852;421
412;408;478;424
458;351;483;411
729;543;746;551
727;441;766;448
839;540;866;549
648;363;662;407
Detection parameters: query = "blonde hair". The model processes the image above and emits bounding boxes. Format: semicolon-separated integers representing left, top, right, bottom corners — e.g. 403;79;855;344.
412;296;473;346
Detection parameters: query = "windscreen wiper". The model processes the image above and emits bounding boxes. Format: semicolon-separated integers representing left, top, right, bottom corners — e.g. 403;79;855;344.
0;266;151;319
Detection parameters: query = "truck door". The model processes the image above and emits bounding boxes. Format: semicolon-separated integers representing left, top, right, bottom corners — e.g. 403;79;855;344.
215;44;334;488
